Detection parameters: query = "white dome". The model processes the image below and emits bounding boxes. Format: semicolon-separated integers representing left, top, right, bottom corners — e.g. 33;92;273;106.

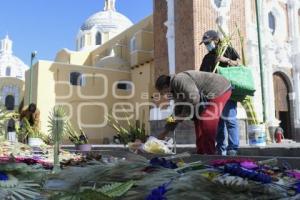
76;0;133;51
81;10;133;32
0;36;29;80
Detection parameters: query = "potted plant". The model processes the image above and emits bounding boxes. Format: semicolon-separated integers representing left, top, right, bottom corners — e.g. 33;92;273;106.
65;121;91;151
19;118;45;147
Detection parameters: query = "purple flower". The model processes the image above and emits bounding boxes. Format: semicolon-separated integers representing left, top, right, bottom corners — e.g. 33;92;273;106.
240;161;258;170
146;185;168;200
146;181;172;200
0;172;8;181
224;164;272;184
294;182;300;193
287;171;300;180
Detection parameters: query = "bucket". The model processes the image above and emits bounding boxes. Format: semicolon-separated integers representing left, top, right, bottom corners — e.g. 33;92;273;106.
28;138;43;147
248;124;266;146
7;132;17;143
75;144;92;152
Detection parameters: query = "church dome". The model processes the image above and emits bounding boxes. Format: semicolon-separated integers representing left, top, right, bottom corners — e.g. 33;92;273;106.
0;36;29;80
81;10;133;32
81;0;133;32
76;0;133;51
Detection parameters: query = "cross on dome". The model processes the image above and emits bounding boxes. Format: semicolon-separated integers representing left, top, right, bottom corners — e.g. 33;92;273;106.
104;0;116;11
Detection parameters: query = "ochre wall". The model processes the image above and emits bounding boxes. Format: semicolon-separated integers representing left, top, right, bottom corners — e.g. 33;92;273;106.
25;59;156;144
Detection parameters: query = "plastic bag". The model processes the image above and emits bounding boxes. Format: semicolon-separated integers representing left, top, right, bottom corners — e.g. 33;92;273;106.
128;136;174;154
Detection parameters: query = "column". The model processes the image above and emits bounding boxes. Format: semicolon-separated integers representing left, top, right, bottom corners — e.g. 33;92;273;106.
288;0;300;128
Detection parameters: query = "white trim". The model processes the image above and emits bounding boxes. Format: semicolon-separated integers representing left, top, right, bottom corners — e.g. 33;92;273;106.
130;49;153;55
165;0;176;75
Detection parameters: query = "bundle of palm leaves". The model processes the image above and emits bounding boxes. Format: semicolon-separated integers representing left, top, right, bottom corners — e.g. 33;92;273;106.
165;171;287;200
43;153;150;199
106;114;148;145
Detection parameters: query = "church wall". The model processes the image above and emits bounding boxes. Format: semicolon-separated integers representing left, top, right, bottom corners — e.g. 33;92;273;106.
26;60;159;144
130;62;155;135
90;16;153;68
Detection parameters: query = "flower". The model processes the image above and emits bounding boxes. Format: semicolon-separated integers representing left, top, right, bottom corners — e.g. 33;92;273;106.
0;172;8;181
240;161;258;170
146;181;172;200
287;171;300;180
211;159;254;167
166;116;175;124
224;164;272;184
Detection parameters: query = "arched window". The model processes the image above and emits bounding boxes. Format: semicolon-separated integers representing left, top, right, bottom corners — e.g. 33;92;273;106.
96;32;102;45
268;12;276;35
70;72;85;86
6;67;11;76
80;36;85;49
130;36;137;52
5;95;15;110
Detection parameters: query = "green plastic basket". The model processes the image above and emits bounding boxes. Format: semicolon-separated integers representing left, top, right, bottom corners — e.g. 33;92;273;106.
217;66;256;99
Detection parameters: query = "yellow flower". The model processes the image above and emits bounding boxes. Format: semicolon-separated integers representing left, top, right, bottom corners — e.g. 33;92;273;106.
166;116;175;123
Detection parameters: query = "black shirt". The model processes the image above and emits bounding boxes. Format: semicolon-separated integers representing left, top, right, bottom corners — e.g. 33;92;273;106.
200;46;240;72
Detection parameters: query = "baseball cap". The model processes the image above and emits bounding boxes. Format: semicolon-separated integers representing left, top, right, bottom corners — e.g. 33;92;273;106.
200;30;220;45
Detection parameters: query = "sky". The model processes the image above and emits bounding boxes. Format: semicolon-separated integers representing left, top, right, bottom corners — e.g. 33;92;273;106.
0;0;153;65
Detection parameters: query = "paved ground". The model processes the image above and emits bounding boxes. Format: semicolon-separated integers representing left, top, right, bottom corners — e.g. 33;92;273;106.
63;139;300;158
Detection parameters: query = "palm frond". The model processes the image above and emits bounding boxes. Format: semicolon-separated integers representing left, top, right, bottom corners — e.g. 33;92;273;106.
97;180;134;198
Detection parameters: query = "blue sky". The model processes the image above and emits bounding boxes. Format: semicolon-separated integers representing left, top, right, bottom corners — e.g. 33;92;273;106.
0;0;153;65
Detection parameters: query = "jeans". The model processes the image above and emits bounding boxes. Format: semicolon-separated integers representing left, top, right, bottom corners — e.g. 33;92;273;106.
216;100;239;155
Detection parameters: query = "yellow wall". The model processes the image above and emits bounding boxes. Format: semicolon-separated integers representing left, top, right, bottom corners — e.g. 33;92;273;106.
130;62;155;135
23;15;155;144
25;60;138;143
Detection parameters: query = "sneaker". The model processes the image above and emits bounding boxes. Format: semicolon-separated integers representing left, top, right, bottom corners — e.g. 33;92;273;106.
216;150;227;156
227;150;237;156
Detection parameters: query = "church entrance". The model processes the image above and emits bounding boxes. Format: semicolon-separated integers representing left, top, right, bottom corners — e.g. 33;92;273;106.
5;95;15;111
273;72;292;139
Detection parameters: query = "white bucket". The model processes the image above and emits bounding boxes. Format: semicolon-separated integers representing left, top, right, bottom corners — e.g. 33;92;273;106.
7;132;17;143
28;138;43;147
248;124;266;146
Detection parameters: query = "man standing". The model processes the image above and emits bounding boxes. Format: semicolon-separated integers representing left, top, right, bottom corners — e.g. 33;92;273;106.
200;30;240;156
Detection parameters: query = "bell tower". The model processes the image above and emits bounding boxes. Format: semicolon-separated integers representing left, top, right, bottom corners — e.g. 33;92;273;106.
0;35;13;54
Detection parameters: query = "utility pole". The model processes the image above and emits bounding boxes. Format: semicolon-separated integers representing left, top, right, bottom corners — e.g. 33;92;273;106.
255;0;266;122
29;51;37;104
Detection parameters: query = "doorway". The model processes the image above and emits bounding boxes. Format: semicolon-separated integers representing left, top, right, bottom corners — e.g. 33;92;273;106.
273;72;292;139
5;95;15;111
